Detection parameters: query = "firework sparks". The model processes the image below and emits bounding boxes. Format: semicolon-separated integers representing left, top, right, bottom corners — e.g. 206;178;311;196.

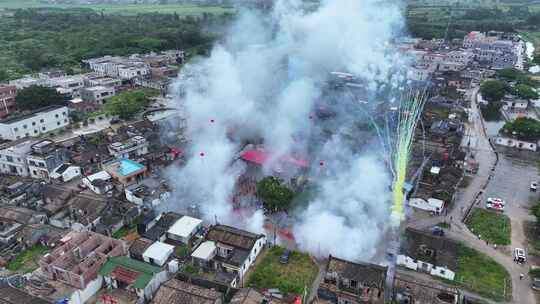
391;90;428;224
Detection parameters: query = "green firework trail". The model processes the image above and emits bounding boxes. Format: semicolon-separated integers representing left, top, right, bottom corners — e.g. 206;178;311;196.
391;89;427;224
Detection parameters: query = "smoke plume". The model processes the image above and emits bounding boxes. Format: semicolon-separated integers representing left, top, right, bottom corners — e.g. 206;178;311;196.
165;0;407;261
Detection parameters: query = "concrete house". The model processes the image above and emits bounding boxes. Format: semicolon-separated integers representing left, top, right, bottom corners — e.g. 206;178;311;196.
39;231;126;290
99;256;168;303
142;241;175;267
0;84;17;118
191;225;266;286
0;138;36;177
397;228;458;281
50;163;82;182
166;215;203;245
108;135;148;159
27;139;69;181
103;159;147;187
152;278;224;304
318;255;387;304
83;171;114;194
125;177;171;207
495;136;538;152
80;86;115;105
0;105;69;141
392;273;460;304
141;212;183;242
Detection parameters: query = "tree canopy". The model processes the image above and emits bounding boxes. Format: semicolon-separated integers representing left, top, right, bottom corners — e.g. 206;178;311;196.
15;85;69;111
256;176;294;212
480;80;508;102
513;84;539;100
104;89;158;119
0;8;230;80
501;117;540;141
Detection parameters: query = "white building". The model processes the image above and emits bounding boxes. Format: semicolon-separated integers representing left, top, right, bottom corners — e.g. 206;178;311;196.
83;171;114;194
48;76;84;97
192;225;267;286
0;105;69;141
118;64;150;80
167;216;203;244
125;178;170;207
444;50;474;65
142;241;175;266
397;228;457;281
495;136;537;151
0;139;36;177
80;86;116;105
438;62;466;72
9;76;48;89
50;164;82;183
408;67;431;81
502;98;528;110
27;140;68;181
108;136;148;159
408;198;444;214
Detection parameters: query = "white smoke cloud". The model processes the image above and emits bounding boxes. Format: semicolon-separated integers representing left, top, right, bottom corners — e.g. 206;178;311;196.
166;0;407;261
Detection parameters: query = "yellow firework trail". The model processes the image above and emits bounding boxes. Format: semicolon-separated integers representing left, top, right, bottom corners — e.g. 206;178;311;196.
391;90;427;224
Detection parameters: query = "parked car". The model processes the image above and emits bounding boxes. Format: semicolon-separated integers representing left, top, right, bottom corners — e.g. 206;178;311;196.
487;197;506;206
432;226;445;237
532;278;540;290
486;202;505;212
531;182;538;192
514;247;527;264
279;249;290;264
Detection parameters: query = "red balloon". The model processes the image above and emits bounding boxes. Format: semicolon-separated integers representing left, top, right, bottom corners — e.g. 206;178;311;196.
319;161;324;166
210;119;215;123
200;152;205;157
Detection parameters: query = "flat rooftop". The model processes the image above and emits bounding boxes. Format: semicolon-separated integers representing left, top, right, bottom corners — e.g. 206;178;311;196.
0;105;66;124
116;159;145;176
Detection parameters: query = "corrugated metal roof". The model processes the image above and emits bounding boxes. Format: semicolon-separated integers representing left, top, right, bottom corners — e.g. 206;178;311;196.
99;256;161;289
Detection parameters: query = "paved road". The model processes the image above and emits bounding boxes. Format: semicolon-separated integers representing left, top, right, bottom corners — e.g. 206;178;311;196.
408;86;538;304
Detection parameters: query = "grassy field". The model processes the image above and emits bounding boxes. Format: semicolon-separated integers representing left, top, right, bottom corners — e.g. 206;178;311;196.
247;246;318;295
7;245;49;273
0;0;235;16
466;208;511;245
453;245;512;302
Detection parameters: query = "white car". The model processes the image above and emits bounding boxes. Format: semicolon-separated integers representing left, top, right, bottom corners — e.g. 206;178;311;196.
514;248;526;264
487;197;506;206
486;202;505;212
531;182;538;192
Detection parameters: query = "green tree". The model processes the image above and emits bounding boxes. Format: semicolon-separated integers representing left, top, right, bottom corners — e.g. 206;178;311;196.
15;85;69;111
501;117;540;141
496;68;522;81
513;84;539;100
104;89;158;119
480;80;508;102
256;176;294;212
0;69;8;82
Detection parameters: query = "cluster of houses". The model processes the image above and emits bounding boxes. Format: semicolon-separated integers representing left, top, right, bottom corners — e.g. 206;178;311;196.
403;30;521;84
0;31;517;304
0;49;183;142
